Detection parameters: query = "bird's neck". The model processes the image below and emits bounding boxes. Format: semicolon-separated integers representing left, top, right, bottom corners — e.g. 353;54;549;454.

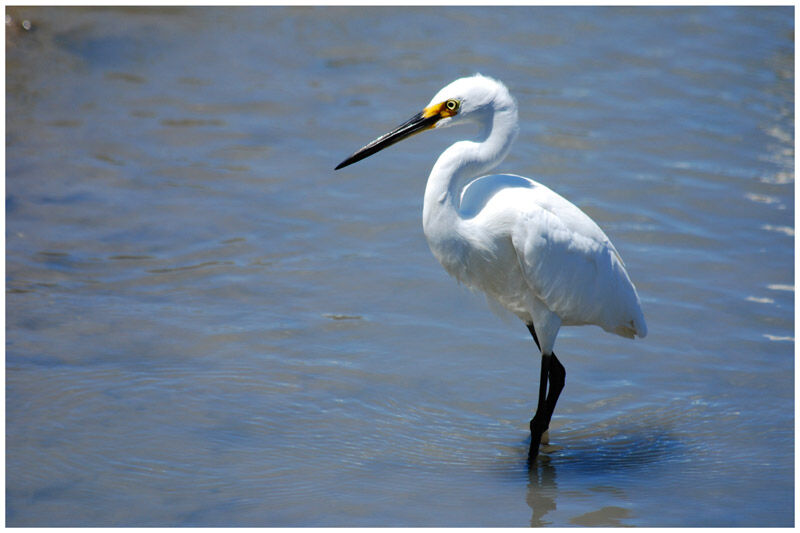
423;105;519;228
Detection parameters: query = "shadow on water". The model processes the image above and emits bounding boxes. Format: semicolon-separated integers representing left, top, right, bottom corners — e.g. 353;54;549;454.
545;422;685;473
524;417;686;526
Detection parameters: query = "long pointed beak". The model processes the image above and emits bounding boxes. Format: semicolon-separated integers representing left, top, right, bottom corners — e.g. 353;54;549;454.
335;110;440;170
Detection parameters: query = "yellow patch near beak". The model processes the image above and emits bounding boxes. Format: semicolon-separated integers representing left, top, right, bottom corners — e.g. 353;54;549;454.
422;100;459;119
422;101;446;119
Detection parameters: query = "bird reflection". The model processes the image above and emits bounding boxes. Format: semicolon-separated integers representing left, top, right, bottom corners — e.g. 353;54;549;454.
526;452;559;527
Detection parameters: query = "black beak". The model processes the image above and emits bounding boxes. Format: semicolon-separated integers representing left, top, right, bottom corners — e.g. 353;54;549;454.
335;111;440;170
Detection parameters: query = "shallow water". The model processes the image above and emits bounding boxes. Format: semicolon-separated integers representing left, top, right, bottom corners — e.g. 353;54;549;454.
6;6;794;527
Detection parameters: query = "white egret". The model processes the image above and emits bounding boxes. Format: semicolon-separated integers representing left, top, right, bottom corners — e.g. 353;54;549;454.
336;74;647;461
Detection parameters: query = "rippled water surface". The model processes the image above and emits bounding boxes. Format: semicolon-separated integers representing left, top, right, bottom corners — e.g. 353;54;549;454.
6;6;794;527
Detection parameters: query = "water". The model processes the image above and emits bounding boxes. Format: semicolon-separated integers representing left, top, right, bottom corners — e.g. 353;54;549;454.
6;6;794;527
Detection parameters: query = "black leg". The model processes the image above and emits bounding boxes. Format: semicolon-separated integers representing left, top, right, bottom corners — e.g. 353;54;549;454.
526;323;566;462
529;354;551;461
526;323;541;351
544;354;566;428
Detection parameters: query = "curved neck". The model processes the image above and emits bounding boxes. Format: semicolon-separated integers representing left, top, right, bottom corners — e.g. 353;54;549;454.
423;105;519;225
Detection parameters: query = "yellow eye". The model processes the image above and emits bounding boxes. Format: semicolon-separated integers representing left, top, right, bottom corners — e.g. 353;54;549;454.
446;99;459;111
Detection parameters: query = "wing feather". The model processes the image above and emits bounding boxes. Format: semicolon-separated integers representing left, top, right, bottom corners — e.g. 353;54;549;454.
508;182;647;338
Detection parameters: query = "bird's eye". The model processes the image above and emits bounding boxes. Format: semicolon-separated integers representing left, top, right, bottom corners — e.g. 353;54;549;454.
445;99;459;111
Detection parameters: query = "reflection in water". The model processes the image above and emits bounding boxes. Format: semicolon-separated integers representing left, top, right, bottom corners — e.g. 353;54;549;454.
570;506;632;527
525;412;685;526
526;456;558;527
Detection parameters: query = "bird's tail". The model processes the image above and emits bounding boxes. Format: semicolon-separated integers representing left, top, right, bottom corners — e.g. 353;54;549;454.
614;308;647;339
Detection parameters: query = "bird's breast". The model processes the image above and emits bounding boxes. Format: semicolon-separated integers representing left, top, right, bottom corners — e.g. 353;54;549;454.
424;215;531;313
423;224;470;283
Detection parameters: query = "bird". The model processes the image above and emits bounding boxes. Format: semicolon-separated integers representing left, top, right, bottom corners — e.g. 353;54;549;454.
335;74;647;461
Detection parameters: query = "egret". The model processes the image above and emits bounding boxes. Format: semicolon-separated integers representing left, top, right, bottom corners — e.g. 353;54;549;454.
335;75;647;461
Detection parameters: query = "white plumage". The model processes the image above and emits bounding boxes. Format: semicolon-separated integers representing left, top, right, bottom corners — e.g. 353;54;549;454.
336;74;646;460
419;75;646;356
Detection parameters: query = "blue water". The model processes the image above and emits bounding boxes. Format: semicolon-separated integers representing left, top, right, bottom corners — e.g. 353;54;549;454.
6;6;794;526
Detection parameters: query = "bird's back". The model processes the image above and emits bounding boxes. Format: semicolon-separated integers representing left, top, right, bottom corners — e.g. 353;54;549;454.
451;174;647;341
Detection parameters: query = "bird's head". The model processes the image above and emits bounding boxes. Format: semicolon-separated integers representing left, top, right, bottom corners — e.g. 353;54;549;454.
335;74;515;170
